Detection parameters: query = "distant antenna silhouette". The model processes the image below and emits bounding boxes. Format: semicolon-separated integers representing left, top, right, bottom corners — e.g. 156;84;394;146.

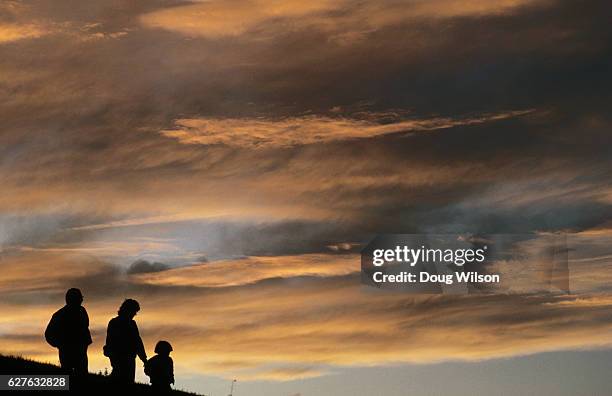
228;379;237;396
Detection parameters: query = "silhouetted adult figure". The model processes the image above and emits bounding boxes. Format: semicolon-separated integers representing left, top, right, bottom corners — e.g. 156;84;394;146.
104;299;147;384
45;288;92;375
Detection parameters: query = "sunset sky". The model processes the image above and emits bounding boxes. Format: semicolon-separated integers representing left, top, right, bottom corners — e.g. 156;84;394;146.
1;0;612;395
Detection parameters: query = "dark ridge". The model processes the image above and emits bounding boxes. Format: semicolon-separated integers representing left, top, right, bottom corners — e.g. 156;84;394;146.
0;354;201;395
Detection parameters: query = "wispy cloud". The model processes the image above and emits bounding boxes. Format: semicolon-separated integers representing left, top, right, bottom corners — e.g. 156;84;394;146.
132;253;359;287
68;214;232;231
0;23;47;43
141;0;545;40
1;0;611;389
160;110;534;148
1;234;612;380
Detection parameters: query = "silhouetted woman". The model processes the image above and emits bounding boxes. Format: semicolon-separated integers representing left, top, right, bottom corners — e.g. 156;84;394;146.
104;299;147;384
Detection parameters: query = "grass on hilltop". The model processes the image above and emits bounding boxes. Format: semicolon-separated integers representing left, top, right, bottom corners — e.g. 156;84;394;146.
0;354;200;395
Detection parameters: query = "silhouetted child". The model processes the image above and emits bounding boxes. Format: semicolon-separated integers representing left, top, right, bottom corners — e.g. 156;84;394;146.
144;341;174;393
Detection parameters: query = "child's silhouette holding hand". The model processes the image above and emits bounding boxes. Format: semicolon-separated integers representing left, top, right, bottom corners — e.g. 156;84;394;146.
145;340;174;393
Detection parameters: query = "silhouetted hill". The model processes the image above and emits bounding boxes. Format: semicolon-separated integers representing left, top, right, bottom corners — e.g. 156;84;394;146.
0;354;200;395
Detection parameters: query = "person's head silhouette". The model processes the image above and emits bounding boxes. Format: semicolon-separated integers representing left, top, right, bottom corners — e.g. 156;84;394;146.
154;340;173;356
65;288;83;306
118;298;140;319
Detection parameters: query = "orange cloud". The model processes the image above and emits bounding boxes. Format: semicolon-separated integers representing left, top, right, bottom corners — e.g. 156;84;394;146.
1;245;612;382
0;252;111;294
132;254;359;287
141;0;337;38
140;0;545;39
160;110;534;148
0;23;47;43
